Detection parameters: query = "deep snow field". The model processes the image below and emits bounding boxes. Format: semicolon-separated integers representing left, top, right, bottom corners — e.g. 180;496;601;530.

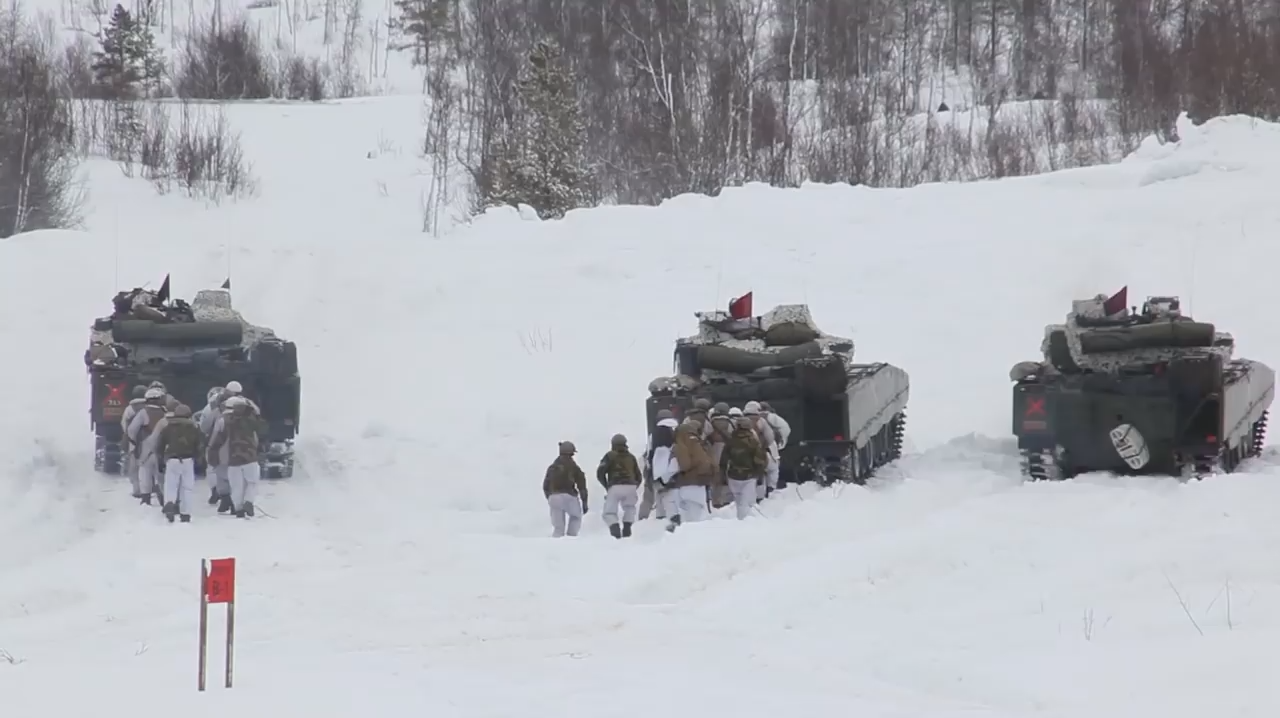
3;103;1280;717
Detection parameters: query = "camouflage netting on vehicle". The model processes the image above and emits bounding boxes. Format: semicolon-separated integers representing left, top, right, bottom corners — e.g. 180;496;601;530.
88;287;279;365
1038;293;1235;374
649;304;855;393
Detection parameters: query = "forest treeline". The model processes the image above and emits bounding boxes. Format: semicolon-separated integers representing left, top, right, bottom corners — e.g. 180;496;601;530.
399;0;1280;219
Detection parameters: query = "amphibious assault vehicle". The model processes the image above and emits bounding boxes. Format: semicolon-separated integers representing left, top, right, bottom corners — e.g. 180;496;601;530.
645;301;910;486
1009;290;1274;480
85;278;301;478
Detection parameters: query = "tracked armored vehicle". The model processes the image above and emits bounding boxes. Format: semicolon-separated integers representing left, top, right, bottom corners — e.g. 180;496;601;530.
86;279;301;478
646;303;910;486
1010;290;1274;480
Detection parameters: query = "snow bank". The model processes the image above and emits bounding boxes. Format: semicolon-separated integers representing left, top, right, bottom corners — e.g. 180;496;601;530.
4;107;1280;717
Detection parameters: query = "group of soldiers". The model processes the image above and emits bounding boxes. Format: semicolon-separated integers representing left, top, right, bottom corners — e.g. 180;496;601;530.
118;380;268;523
542;398;791;537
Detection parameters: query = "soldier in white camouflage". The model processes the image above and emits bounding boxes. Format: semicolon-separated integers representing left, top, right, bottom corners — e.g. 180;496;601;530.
127;387;169;505
119;385;148;496
207;396;268;518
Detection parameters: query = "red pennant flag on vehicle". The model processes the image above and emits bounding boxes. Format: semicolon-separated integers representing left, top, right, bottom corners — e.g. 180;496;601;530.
155;274;171;303
1102;286;1128;316
728;292;753;319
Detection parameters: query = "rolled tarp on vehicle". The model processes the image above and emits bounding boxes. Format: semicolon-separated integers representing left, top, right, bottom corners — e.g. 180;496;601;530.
112;319;244;346
1078;321;1216;355
696;340;824;374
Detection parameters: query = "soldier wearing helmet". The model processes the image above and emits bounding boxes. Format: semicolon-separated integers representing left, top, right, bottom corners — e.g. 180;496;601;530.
197;385;231;508
743;401;779;500
543;440;588;537
154;403;202;523
222;380;261;414
119;385;149;496
595;433;642;538
706;402;735;509
126;387;170;504
639;407;679;521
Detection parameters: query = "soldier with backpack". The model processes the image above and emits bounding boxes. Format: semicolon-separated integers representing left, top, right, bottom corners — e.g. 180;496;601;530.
543;441;588;537
639;408;677;521
197;386;231;507
126;387;169;505
154;404;202;523
723;408;768;519
596;434;642;539
207;396;267;518
119;385;148;497
706;403;735;509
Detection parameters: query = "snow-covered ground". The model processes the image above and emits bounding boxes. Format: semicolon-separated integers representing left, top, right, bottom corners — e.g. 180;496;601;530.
4;109;1280;716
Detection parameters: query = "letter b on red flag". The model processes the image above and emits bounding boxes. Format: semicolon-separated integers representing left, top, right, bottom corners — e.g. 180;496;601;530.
206;558;236;604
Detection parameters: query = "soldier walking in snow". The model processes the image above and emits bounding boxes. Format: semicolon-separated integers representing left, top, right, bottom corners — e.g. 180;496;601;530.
662;418;717;531
154;404;202;523
743;401;778;501
639;408;677;521
197;386;231;507
544;441;588;537
127;387;169;505
706;403;734;509
758;402;791;495
208;396;267;518
723;408;767;519
119;385;147;496
596;434;642;539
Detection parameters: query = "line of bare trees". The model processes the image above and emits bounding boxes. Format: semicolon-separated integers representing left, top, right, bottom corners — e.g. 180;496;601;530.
410;0;1280;221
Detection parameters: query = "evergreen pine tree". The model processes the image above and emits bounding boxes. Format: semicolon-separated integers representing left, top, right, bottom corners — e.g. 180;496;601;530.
134;17;164;96
487;40;589;220
391;0;450;67
92;5;147;99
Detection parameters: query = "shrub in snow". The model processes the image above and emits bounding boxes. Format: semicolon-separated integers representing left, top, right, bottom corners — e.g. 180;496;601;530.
109;100;256;203
173;14;272;100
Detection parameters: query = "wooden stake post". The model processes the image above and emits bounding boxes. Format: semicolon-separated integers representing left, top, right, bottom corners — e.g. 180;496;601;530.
198;557;236;691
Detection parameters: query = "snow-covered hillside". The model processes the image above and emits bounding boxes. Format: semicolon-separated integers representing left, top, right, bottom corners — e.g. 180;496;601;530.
4;109;1280;717
41;0;422;93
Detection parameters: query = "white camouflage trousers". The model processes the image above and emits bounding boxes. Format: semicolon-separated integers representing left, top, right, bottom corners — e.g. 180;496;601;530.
164;458;197;516
547;493;583;537
660;485;707;524
765;454;780;491
602;484;639;526
138;455;160;497
125;452;141;495
727;478;758;519
212;465;230;497
227;462;260;510
639;477;665;519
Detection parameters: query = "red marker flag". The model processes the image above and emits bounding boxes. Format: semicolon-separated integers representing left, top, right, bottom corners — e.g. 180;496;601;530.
728;292;753;320
1102;286;1128;317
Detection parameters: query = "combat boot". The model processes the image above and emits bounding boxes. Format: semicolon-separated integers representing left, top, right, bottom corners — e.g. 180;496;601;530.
217;496;233;513
179;514;191;523
243;501;255;518
609;523;622;539
208;486;219;505
621;522;633;538
139;493;152;506
162;501;178;522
